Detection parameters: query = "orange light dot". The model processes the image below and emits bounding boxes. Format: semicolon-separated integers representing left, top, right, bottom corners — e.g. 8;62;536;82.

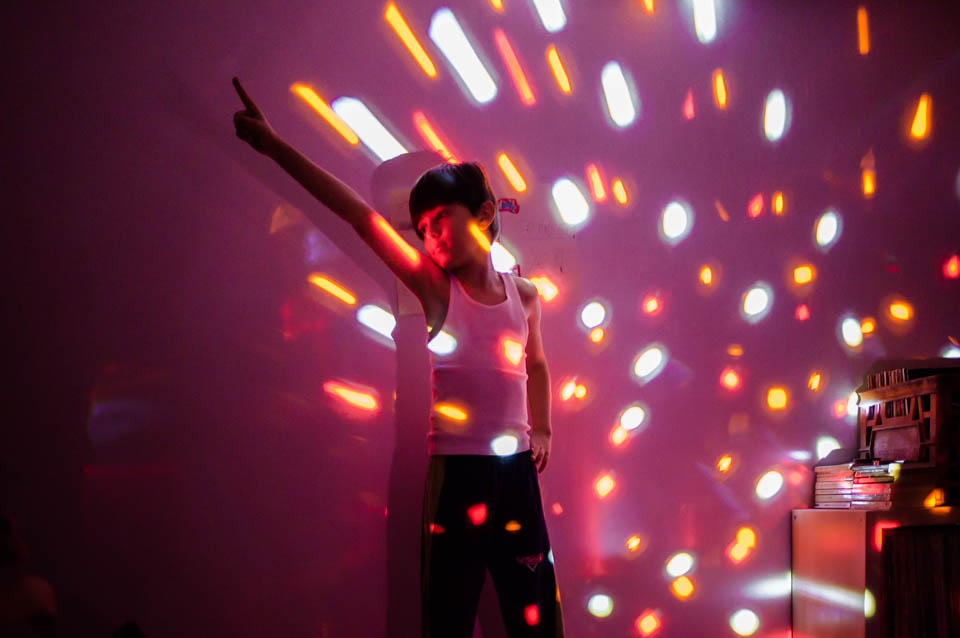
728;542;749;563
747;193;764;218
736;527;757;547
944;255;960;279
699;266;714;285
793;265;815;285
873;521;900;552
888;301;913;321
772;191;785;215
808;372;822;391
857;6;870;55
611;178;628;205
636;611;660;636
595;474;616;498
505;520;522;532
574;384;587;399
720;368;741;390
795;304;811;321
833;400;848;418
717;454;733;473
671;576;694;599
560;380;577;401
909;93;931;140
767;387;788;410
590;327;605;343
610;424;629;446
626;534;644;552
713;69;728;109
643;295;661;315
727;344;743;357
860;317;876;335
636;610;660;636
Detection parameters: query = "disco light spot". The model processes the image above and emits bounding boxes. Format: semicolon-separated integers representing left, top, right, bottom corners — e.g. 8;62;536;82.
699;266;714;286
888;301;913;321
793;264;815;285
808;372;822;391
942;344;960;358
586;163;607;202
384;3;438;78
580;301;606;329
467;503;488;526
531;0;567;33
864;588;876;618
717;454;734;474
909;93;931;140
763;89;790;141
587;594;613;618
323;380;380;412
683;88;695;119
729;609;760;636
873;521;900;552
847;391;859;417
766;387;788;410
505;520;522;532
840;316;864;347
595;473;616;499
636;610;661;636
671;575;695;599
434;402;468;422
551;503;563;516
857;7;870;55
619;405;648;431
861;149;876;197
626;534;646;553
772;191;785;214
642;293;662;315
727;344;743;357
331;97;407;161
741;282;773;322
660;200;693;244
612;178;629;204
860;317;876;335
429;8;497;104
665;552;694;577
720;367;741;390
610;424;629;446
497;152;527;192
692;0;718;44
552;178;591;227
832;399;849;418
357;304;397;341
601;61;638;127
795;304;811;321
814;210;842;250
755;470;784;500
747;193;764;218
712;69;727;108
491;434;519;456
546;45;572;94
944;255;960;279
494;28;536;106
816;436;840;460
523;603;539;626
632;345;667;384
589;327;605;343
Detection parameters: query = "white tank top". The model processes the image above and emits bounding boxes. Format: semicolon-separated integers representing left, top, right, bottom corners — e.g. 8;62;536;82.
426;270;530;455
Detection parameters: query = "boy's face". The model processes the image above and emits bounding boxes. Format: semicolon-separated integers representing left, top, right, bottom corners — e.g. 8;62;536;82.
417;202;493;269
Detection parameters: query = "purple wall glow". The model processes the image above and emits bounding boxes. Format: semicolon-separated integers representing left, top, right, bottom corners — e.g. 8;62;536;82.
6;1;960;636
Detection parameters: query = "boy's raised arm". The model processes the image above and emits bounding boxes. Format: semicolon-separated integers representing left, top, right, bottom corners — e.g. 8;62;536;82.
231;77;445;309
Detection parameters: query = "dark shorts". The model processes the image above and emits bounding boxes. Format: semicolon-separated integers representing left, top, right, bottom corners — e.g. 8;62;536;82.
420;449;565;637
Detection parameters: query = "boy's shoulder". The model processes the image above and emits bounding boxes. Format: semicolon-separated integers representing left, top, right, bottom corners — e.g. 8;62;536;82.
511;274;538;311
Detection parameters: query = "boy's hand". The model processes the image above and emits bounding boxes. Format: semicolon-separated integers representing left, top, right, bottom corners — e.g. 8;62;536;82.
530;429;551;474
232;77;277;156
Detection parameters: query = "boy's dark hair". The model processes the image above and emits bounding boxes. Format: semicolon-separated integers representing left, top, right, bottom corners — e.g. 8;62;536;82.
409;161;500;244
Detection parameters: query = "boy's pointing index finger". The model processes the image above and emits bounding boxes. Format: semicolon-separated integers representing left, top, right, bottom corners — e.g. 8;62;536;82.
232;77;262;116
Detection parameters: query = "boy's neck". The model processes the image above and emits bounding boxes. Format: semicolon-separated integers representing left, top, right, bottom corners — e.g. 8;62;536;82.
450;259;500;292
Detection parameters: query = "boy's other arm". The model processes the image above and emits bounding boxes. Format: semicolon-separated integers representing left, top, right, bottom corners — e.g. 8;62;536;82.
520;278;550;434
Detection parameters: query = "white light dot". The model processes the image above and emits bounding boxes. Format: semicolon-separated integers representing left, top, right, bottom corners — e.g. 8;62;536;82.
864;589;876;618
661;201;693;244
587;594;613;618
427;330;457;355
816;436;841;460
601;61;637;128
741;282;773;322
730;609;760;636
763;89;789;141
633;345;667;383
665;552;695;577
693;0;718;44
580;302;606;329
552;178;591;227
530;0;567;33
619;406;647;431
841;317;863;347
941;344;960;358
755;470;784;500
491;434;519;456
815;210;841;250
357;305;397;341
847;391;859;417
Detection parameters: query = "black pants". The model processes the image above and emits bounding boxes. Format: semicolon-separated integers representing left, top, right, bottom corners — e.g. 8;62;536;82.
420;449;565;637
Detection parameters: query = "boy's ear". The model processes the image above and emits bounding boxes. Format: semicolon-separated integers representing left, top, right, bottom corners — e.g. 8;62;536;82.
477;200;496;230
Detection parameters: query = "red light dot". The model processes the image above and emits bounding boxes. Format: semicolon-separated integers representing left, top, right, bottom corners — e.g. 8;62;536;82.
873;521;900;552
796;304;810;321
467;503;487;526
747;193;764;218
945;255;960;279
551;502;563;516
524;604;540;626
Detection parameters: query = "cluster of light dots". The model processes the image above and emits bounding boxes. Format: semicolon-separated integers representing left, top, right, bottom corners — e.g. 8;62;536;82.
283;4;958;635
